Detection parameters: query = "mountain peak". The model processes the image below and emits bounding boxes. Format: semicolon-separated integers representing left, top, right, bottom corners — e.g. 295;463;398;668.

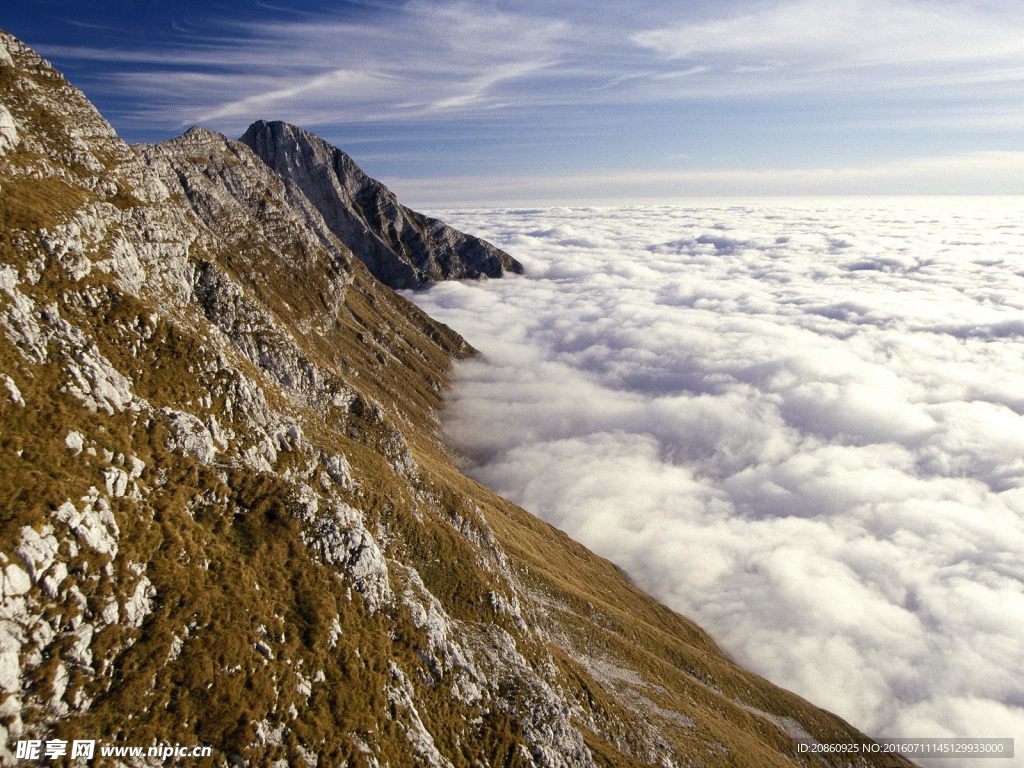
240;119;524;289
147;125;234;156
180;124;230;143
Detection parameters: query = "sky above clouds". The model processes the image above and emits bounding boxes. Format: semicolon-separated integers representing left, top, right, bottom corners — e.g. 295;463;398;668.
5;0;1024;203
406;200;1024;764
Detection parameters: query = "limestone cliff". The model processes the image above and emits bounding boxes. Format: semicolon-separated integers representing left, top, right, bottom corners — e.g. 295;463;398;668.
0;30;909;768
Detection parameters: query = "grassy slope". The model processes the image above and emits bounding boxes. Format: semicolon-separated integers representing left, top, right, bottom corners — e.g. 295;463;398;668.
0;30;912;767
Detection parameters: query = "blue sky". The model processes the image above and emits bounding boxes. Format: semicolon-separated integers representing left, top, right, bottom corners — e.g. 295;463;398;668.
5;0;1024;204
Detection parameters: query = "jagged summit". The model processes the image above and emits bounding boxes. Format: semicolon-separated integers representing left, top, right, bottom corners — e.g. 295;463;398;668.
240;119;523;289
174;125;230;143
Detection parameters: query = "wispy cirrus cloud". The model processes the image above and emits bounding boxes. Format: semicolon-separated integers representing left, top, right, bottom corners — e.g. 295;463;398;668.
39;1;577;134
632;0;1024;96
44;0;1024;132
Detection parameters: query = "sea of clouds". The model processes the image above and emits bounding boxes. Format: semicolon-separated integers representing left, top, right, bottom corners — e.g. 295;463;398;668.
405;199;1024;763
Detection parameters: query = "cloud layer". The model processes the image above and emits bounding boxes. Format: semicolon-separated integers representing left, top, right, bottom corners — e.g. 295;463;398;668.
389;152;1024;206
406;200;1024;764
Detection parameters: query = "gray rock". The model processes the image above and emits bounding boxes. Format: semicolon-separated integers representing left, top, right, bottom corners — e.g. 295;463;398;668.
0;623;23;694
52;493;120;557
66;625;94;668
385;661;454;768
100;597;119;626
254;641;274;661
3;564;31;598
57;323;135;415
128;455;145;478
65;431;84;454
122;573;154;629
15;526;59;582
102;467;129;498
399;565;485;704
49;663;69;713
321;452;354;490
161;408;216;465
0;37;13;68
293;497;393;612
2;374;23;407
0;266;48;364
240;120;523;288
0;105;17;155
95;234;148;295
39;561;67;599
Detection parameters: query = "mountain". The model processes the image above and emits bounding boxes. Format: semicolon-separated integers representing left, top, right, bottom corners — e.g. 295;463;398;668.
239;120;523;289
0;30;909;767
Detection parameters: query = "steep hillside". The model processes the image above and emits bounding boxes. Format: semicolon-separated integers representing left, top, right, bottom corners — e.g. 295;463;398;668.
240;120;523;289
0;30;909;767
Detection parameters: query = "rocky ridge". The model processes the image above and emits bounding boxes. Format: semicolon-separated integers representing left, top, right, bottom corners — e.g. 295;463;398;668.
0;30;909;768
240;120;523;289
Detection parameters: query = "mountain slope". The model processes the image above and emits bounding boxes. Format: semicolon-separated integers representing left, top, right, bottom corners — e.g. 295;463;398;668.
240;120;523;289
0;30;909;768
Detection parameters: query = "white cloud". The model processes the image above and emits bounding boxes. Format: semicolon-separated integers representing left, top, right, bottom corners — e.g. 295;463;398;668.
43;1;575;133
406;199;1024;765
43;0;1024;142
633;0;1024;92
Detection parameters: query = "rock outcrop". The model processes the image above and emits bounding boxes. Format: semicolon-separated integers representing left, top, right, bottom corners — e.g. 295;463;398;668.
0;29;910;768
240;119;523;288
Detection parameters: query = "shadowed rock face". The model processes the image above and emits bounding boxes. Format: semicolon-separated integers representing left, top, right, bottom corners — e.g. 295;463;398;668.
240;120;523;289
